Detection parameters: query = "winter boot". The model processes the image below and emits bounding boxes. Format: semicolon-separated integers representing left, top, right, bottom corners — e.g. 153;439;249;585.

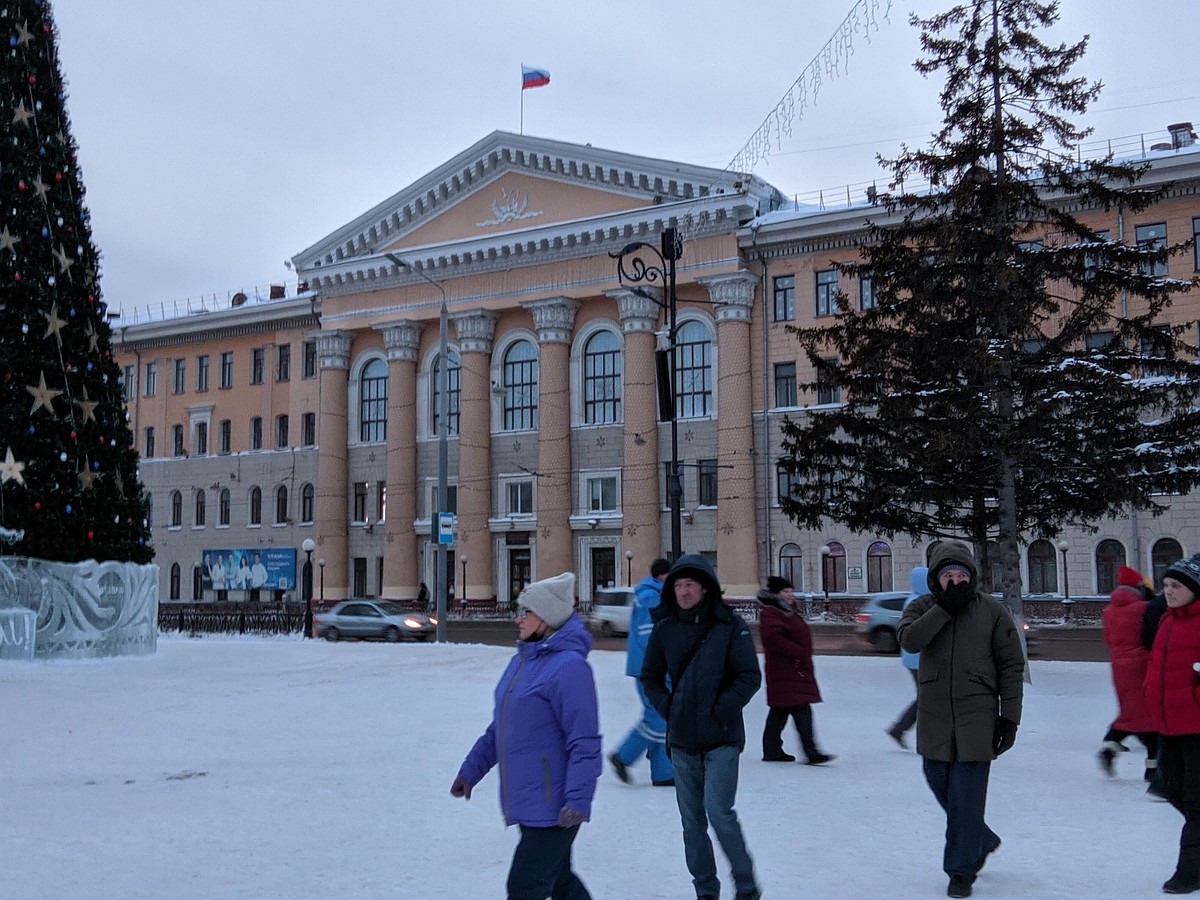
608;752;630;785
1163;874;1200;894
1098;740;1122;777
886;724;908;749
804;753;836;766
947;874;973;897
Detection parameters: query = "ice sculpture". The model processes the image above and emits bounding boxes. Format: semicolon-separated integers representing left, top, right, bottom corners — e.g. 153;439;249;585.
0;557;158;659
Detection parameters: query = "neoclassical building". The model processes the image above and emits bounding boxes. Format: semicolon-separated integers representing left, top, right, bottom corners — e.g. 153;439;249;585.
116;129;1200;606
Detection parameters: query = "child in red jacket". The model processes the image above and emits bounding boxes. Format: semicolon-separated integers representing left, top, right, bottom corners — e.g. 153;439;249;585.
1146;554;1200;894
1099;566;1159;784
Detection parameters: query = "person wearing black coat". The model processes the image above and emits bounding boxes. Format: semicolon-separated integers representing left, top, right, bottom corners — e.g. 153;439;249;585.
641;554;762;900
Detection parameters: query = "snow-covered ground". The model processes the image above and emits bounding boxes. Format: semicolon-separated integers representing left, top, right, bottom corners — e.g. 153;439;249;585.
0;634;1176;899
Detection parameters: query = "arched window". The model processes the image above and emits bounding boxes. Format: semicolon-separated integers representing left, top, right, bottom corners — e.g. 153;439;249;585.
249;486;262;526
218;488;230;526
431;351;462;436
866;541;893;592
301;483;314;524
275;485;288;524
170;490;182;527
821;541;847;593
502;340;538;431
1027;539;1058;594
1095;539;1126;595
1153;538;1185;589
169;562;181;600
194;490;206;527
583;331;621;424
675;319;713;419
779;543;803;591
359;358;388;442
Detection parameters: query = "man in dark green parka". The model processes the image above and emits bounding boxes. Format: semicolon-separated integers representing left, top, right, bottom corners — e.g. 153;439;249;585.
898;541;1025;899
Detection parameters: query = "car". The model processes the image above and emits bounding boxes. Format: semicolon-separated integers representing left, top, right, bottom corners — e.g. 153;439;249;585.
853;591;911;652
314;600;436;642
587;587;635;637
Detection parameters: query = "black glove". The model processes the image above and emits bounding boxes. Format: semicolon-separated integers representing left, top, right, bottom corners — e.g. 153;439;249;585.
450;776;472;799
936;581;975;616
993;717;1018;756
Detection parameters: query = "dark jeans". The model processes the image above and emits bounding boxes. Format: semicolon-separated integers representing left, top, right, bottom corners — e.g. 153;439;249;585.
762;704;821;760
922;758;999;881
506;824;591;900
1159;735;1200;883
891;668;919;734
672;744;758;898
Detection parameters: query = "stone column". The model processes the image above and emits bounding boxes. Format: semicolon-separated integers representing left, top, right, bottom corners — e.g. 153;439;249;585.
523;297;578;581
611;288;664;577
453;310;498;602
376;320;423;600
314;330;352;601
701;272;760;598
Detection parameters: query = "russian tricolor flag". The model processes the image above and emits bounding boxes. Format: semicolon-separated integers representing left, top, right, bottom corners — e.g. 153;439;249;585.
521;65;551;90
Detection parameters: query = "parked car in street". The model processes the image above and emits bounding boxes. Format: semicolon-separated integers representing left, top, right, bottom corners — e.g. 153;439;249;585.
586;587;635;637
854;592;1039;655
314;600;436;642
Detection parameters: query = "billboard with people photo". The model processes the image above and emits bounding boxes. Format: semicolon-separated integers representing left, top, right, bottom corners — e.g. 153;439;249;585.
200;548;296;597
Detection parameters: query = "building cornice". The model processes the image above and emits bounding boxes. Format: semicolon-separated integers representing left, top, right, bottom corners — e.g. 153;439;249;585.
113;295;320;352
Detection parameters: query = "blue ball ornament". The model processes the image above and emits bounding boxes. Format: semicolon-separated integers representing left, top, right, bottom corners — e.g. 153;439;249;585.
65;504;73;515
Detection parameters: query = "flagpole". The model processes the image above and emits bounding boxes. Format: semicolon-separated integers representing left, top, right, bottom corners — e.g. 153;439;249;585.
519;62;524;135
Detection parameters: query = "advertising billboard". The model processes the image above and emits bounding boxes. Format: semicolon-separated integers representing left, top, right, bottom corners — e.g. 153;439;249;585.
200;548;297;594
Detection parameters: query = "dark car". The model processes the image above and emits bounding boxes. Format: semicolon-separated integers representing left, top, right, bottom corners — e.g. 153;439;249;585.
314;600;436;642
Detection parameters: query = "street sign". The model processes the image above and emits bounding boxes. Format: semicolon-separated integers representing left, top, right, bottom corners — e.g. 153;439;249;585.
437;512;455;545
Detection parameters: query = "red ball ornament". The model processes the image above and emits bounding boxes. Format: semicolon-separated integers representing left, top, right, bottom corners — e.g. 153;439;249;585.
54;172;62;182
88;531;94;541
13;273;21;283
70;431;77;440
34;502;41;511
17;181;25;191
28;75;36;85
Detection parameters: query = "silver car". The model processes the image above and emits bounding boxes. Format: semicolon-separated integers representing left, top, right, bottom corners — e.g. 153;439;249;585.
587;587;635;637
314;600;436;642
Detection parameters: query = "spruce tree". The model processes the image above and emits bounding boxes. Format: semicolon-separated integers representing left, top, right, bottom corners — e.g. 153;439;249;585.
777;0;1200;605
0;1;152;563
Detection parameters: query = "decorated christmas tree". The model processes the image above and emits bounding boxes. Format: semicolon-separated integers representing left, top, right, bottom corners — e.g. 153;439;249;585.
0;1;152;563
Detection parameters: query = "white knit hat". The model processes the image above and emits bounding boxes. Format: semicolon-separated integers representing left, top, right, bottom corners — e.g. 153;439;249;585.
517;572;577;629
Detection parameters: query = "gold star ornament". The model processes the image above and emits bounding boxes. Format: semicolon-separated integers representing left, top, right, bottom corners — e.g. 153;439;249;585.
0;448;25;486
27;371;62;415
74;387;98;424
43;303;67;342
0;226;18;254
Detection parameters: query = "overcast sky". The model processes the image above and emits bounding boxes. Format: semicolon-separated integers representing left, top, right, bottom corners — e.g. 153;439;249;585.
49;0;1200;317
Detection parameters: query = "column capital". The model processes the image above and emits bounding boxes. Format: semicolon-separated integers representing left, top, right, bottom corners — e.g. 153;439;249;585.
315;330;353;370
452;310;498;354
608;288;662;334
522;297;579;344
374;320;424;362
699;272;758;323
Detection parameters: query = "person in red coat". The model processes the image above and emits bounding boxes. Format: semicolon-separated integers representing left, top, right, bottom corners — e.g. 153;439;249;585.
1145;553;1200;894
757;576;834;765
1099;565;1159;783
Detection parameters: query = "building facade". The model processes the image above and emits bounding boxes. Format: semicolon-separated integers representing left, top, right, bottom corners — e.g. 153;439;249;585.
115;130;1200;606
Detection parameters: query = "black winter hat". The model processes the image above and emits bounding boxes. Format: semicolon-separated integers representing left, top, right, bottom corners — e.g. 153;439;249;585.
650;558;671;578
663;554;721;603
1165;553;1200;598
766;575;793;594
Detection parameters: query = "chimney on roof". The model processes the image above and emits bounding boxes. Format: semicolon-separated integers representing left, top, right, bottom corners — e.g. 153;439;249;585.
231;291;247;307
1168;122;1196;149
269;284;286;300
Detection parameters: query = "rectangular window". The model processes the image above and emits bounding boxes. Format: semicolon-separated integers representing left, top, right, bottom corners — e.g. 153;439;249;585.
173;359;186;394
1140;325;1174;378
776;464;799;507
172;424;184;456
507;480;533;515
144;427;155;459
377;482;387;523
586;475;618;513
218;419;231;454
1136;222;1168;276
275;414;289;449
195;422;208;456
1084;229;1110;281
1085;331;1115;352
774;362;797;408
432;484;458;516
276;344;291;382
123;365;135;400
816;358;841;406
815;269;838;317
772;275;795;322
353;482;368;522
352;558;367;598
251;348;264;385
859;276;876;311
196;355;210;392
250;417;263;451
302;412;316;447
219;351;233;388
303;340;317;378
698;459;718;507
144;362;157;397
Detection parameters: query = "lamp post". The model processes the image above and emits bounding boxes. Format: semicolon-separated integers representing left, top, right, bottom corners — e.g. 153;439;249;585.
460;555;468;605
611;227;683;562
301;538;315;638
625;549;634;587
1057;539;1072;619
818;544;831;615
318;558;325;605
386;252;450;644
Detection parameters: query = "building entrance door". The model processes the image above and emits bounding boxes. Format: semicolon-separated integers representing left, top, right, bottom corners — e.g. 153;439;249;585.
508;548;531;613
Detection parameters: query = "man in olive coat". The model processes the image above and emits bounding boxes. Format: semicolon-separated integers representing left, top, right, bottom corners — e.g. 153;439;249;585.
898;541;1024;899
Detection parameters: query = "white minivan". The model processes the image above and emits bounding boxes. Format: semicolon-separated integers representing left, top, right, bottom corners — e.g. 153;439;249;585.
587;587;635;637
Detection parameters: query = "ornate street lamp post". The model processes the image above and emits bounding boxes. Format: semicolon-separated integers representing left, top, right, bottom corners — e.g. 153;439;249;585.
1057;539;1072;620
625;549;634;587
301;538;315;638
460;555;468;606
318;558;325;605
611;227;684;562
819;544;831;615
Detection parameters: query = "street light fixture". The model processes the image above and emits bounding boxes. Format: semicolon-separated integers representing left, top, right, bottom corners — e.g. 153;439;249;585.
625;549;634;587
611;227;684;562
460;555;468;605
301;538;315;639
818;544;831;615
1057;539;1072;618
318;558;325;605
386;252;449;644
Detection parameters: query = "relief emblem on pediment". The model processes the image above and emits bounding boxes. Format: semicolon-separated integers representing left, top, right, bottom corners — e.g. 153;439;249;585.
476;188;544;227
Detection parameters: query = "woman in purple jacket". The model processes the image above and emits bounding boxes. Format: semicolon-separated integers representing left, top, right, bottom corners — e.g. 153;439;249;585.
451;572;602;900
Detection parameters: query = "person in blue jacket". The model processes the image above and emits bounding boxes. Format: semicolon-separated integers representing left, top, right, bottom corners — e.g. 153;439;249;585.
609;557;675;786
451;572;602;900
886;565;929;749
